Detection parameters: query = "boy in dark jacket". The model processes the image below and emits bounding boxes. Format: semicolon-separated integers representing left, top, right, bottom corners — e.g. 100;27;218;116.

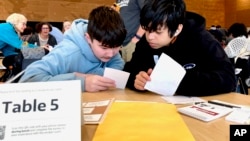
123;0;236;96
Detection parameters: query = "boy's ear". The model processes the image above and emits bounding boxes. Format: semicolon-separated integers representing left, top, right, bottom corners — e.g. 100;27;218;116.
174;24;183;37
85;33;91;44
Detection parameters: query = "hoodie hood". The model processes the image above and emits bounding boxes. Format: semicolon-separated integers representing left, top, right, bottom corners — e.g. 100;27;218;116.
63;18;99;62
183;11;206;34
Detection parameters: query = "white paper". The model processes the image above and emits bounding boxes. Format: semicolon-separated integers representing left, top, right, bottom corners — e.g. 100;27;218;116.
145;53;186;96
48;46;53;51
161;96;206;104
0;80;81;141
104;67;130;89
226;108;250;124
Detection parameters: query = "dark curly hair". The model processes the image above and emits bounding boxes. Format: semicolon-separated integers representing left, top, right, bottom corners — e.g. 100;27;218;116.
35;22;52;33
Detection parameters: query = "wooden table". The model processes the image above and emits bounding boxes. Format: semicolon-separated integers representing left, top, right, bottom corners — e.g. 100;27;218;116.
81;89;250;141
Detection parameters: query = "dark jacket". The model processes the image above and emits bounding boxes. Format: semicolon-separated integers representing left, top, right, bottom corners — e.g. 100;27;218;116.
28;33;57;55
123;12;236;96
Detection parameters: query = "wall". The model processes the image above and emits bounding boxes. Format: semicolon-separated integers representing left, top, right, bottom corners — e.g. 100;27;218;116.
225;0;250;28
185;0;225;28
0;0;249;29
0;0;113;22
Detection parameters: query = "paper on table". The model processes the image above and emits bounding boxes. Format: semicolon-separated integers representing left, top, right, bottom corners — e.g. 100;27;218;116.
104;67;130;89
145;53;186;96
161;96;206;104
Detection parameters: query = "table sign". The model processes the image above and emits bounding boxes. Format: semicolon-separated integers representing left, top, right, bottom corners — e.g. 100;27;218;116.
0;80;81;141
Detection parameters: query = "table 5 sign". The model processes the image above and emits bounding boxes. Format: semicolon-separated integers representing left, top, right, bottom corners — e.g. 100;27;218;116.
0;80;81;141
1;99;59;113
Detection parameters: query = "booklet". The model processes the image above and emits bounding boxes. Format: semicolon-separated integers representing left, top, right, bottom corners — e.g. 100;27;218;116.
0;80;81;141
178;102;233;122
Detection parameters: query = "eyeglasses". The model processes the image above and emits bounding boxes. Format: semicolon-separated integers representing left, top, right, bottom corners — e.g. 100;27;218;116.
42;27;49;30
19;22;26;26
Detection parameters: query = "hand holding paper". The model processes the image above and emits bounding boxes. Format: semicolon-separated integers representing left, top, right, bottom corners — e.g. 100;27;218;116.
104;67;130;89
144;53;186;96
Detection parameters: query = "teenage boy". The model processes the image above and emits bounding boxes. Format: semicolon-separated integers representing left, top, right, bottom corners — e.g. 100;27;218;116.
123;0;236;96
19;6;127;92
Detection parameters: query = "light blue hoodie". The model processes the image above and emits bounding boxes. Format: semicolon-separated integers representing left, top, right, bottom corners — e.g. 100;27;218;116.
19;19;125;91
0;22;36;56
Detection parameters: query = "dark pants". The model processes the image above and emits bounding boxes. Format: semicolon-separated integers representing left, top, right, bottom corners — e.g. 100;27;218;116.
2;54;23;76
233;58;250;94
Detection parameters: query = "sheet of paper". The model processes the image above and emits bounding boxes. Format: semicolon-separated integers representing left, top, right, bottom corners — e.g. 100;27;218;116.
104;67;130;89
161;96;206;104
225;108;250;124
0;80;81;141
145;53;186;96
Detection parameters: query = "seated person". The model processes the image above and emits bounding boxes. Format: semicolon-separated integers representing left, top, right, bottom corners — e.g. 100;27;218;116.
208;29;225;48
123;0;236;96
226;22;248;45
62;20;72;33
0;13;40;80
28;22;57;55
19;6;127;92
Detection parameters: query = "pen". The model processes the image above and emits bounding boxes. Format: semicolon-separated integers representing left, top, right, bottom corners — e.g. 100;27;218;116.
207;100;241;109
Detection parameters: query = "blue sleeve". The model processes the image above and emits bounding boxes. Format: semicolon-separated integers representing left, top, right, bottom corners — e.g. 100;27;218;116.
0;23;36;49
0;24;23;49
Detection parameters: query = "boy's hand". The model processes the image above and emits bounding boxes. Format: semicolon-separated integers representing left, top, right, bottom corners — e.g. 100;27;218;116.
134;69;153;90
84;74;116;92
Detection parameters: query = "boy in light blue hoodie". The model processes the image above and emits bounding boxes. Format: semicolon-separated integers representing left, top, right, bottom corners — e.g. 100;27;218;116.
19;6;127;92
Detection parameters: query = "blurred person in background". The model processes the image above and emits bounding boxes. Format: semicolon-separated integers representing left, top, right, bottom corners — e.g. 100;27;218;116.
62;20;72;33
0;13;39;81
28;22;57;55
112;0;145;62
